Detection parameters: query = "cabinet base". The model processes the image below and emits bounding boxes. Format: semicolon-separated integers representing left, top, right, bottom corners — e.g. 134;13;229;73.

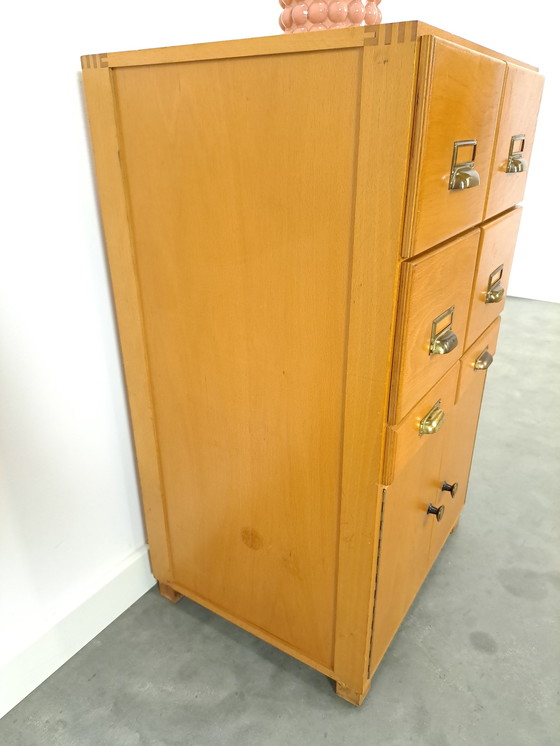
158;582;182;604
335;680;371;707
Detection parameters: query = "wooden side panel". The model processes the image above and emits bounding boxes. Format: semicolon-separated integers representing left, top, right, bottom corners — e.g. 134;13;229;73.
333;38;419;696
372;320;500;674
112;48;364;668
404;37;506;257
485;64;544;219
81;67;172;582
384;361;460;485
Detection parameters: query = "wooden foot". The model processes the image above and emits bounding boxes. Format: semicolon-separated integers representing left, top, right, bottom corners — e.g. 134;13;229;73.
158;581;182;603
335;680;371;707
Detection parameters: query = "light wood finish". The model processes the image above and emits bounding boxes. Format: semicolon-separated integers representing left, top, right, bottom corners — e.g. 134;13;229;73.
158;582;182;604
83;22;536;72
413;23;537;71
458;317;502;403
384;362;460;484
333;39;419;696
374;320;501;670
113;47;365;668
163;577;336;679
81;66;172;584
336;680;372;707
370;436;444;674
82;23;542;706
390;231;479;424
485;65;544;219
430;318;501;561
466;208;522;348
404;38;505;257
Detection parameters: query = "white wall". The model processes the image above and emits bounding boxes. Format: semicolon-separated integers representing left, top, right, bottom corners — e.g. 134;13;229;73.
0;0;555;719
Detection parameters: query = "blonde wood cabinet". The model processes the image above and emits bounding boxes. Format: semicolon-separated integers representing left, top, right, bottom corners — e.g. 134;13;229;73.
82;21;543;706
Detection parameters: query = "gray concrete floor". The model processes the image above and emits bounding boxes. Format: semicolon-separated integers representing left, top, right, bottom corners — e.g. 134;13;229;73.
2;297;559;746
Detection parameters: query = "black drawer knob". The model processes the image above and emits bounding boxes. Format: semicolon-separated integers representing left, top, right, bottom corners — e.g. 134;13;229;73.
427;504;445;522
442;481;459;498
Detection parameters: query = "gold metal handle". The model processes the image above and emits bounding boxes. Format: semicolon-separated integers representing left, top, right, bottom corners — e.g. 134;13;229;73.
419;400;446;436
449;140;480;191
506;135;527;174
486;265;505;304
430;307;459;356
474;349;494;371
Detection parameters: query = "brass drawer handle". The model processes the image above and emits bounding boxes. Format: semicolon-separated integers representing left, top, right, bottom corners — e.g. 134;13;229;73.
430;306;459;356
427;504;445;521
449;140;480;191
474;348;494;371
419;400;446;436
486;265;505;304
506;134;527;174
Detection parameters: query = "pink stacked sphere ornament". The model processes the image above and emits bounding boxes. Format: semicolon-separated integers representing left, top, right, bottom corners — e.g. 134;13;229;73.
279;0;381;33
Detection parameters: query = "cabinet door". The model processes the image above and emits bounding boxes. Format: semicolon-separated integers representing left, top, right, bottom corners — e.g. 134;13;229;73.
429;318;501;562
371;433;444;673
485;64;544;220
404;38;505;257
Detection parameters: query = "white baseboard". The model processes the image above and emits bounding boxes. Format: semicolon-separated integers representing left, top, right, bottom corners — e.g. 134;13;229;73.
0;546;156;720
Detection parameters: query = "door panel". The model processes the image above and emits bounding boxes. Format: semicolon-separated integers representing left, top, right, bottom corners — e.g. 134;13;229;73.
404;37;506;256
384;361;460;484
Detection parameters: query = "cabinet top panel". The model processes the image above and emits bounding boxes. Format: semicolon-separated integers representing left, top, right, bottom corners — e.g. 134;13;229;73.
81;21;538;72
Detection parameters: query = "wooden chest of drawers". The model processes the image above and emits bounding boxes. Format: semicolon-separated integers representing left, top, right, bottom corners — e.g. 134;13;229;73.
82;21;543;705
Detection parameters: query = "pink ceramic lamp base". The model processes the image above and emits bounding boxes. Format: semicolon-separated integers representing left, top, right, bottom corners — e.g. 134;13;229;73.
279;0;382;34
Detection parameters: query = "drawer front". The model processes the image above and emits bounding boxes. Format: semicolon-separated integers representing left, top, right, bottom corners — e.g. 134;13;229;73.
390;231;479;424
430;318;501;561
485;64;544;220
466;209;520;349
404;37;506;257
384;361;460;484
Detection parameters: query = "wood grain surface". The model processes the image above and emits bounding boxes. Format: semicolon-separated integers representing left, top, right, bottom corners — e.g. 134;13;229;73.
384;361;460;485
81;66;173;583
332;37;419;698
404;37;506;256
390;231;479;425
430;317;501;561
485;64;544;219
82;24;541;705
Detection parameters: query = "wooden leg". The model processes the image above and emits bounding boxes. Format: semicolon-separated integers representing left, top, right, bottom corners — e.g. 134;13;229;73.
335;679;371;707
158;581;182;603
